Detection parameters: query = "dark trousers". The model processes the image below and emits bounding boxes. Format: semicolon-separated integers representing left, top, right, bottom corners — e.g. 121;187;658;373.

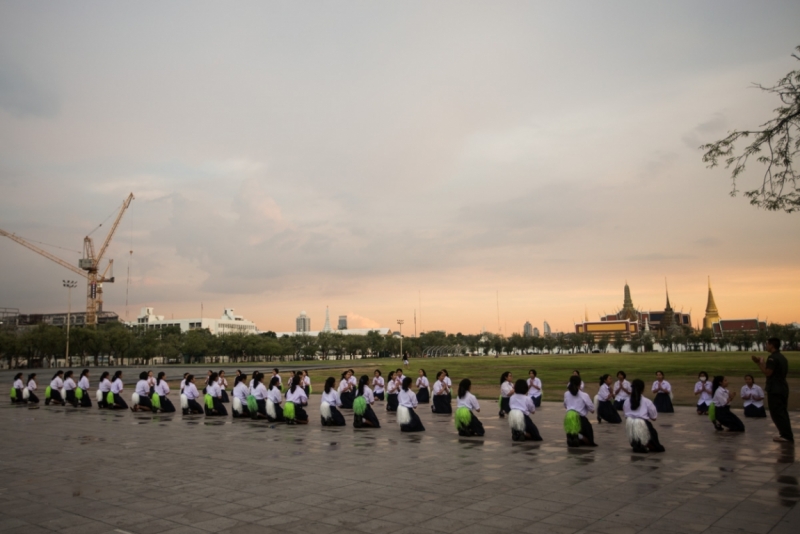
768;392;794;442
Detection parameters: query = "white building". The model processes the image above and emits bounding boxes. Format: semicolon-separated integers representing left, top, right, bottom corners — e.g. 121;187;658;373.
273;328;391;338
296;311;311;332
135;307;258;335
523;321;533;337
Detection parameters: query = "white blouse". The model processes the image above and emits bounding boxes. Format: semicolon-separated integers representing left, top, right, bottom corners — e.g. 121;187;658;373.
398;389;418;408
623;397;658;420
184;383;200;400
27;379;37;391
386;379;399;394
218;377;229;390
50;377;64;390
652;380;672;393
359;385;375;404
338;379;352;393
456;392;480;411
303;376;311;387
712;387;731;406
741;384;764;408
267;386;282;404
564;390;594;416
509;393;535;416
372;376;385;393
613;380;631;400
694;380;713;404
444;376;452;388
99;378;111;392
111;378;124;394
597;383;612;402
500;381;514;397
13;379;23;390
321;389;341;407
135;379;150;397
206;382;222;398
527;377;542;397
64;377;76;391
348;375;358;387
416;376;430;389
155;381;171;396
78;376;90;390
252;383;268;400
285;387;308;404
232;383;248;403
432;380;448;395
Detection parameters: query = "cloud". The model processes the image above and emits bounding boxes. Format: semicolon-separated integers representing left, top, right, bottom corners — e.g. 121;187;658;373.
0;62;59;118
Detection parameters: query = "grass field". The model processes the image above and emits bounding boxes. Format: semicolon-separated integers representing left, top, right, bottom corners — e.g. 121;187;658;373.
296;351;800;410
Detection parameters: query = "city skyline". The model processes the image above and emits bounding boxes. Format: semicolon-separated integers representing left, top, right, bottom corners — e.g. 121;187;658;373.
1;3;799;334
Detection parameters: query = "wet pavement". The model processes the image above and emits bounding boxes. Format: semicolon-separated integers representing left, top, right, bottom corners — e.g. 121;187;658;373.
1;397;798;534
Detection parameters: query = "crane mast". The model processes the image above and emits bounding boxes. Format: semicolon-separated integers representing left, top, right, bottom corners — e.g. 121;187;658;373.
0;192;134;326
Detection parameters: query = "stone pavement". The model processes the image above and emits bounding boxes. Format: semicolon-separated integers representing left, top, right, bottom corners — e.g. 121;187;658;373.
0;397;798;534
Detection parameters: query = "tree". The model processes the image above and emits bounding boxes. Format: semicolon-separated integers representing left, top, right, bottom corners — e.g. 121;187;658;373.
701;46;800;213
612;333;625;353
597;335;610;353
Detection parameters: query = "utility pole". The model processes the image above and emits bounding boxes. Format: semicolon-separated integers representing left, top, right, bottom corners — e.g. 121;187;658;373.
63;280;77;365
397;319;404;358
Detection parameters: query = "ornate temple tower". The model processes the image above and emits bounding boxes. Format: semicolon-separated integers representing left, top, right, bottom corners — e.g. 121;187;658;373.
703;276;720;330
619;282;638;322
661;280;675;331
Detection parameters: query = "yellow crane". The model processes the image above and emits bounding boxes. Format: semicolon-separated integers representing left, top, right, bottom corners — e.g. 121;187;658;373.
0;193;134;326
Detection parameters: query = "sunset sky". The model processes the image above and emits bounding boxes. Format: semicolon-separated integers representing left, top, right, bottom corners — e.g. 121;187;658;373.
1;1;799;335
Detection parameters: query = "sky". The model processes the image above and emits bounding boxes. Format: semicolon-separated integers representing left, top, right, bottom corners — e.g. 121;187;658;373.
1;1;799;335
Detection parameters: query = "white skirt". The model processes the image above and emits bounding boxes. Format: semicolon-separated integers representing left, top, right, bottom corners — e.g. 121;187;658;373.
320;402;332;420
266;399;277;419
180;394;189;409
508;409;526;432
131;392;140;405
232;397;243;415
397;405;412;425
626;417;650;444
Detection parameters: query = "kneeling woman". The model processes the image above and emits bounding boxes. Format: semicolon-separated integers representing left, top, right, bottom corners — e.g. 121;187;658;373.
204;372;228;416
385;371;399;412
498;372;513;418
596;374;621;424
353;375;380;428
415;370;430;404
97;372;112;408
372;370;385;401
284;375;309;424
181;375;204;415
338;371;355;410
623;379;665;453
108;371;128;410
397;377;425;432
321;377;346;426
45;371;66;406
77;369;92;408
455;379;485;436
564;375;596;447
508;379;543;441
11;373;25;404
231;374;250;417
265;375;285;422
154;372;176;413
132;371;156;412
710;376;744;432
63;371;79;407
431;372;452;414
26;373;39;404
651;371;674;413
741;375;766;418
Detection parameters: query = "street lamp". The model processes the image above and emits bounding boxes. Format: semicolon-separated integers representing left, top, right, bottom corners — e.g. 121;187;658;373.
397;319;404;359
63;280;78;365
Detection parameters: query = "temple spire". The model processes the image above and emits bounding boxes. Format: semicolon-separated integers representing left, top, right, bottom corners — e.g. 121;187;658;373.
703;276;721;330
619;281;638;321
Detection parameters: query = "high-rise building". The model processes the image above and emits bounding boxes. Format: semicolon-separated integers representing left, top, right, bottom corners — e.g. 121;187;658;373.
296;311;311;333
338;315;348;330
703;276;720;330
533;327;540;337
322;306;332;333
543;321;551;337
523;321;533;337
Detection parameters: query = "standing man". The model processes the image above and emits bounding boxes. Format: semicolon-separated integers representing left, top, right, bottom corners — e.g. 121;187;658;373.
752;338;793;443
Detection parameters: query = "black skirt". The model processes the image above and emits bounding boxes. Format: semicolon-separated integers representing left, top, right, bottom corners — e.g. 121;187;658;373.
287;404;308;423
354;405;381;428
400;407;425;432
185;398;203;414
65;389;78;407
375;392;385;401
613;399;625;411
500;397;511;415
220;390;229;403
322;405;347;426
567;415;596;447
630;420;665;453
137;395;153;411
112;393;128;409
597;400;621;424
432;395;452;414
532;396;541;408
159;395;176;413
79;389;92;408
304;386;310;397
12;388;24;403
458;413;485;437
512;414;543;441
28;391;39;404
744;404;767;418
653;393;674;413
715;405;745;432
340;390;355;410
416;387;430;404
205;397;228;416
697;401;709;414
386;393;399;412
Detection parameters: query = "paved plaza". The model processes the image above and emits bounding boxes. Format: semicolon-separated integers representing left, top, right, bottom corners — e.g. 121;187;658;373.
1;397;798;534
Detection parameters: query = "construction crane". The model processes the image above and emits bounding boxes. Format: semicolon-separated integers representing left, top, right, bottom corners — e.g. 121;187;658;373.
0;193;134;326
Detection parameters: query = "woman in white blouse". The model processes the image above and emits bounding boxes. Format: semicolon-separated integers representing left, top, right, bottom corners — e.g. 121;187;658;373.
181;374;204;415
372;370;385;402
527;370;543;408
26;373;39;404
385;371;399;412
132;371;155;413
353;375;380;428
320;377;346;426
499;372;514;418
154;372;175;413
612;371;630;411
397;376;425;432
302;370;311;397
231;374;250;418
711;376;744;432
564;375;596;447
217;370;230;403
741;375;766;418
338;371;355;410
284;375;309;424
623;379;665;453
415;369;430;404
694;371;713;416
63;370;78;407
455;379;484;437
11;373;25;404
77;369;92;408
431;371;452;414
97;372;112;408
508;379;543;442
109;371;128;410
265;375;285;422
596;374;621;424
651;371;674;413
45;370;66;406
204;372;228;416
